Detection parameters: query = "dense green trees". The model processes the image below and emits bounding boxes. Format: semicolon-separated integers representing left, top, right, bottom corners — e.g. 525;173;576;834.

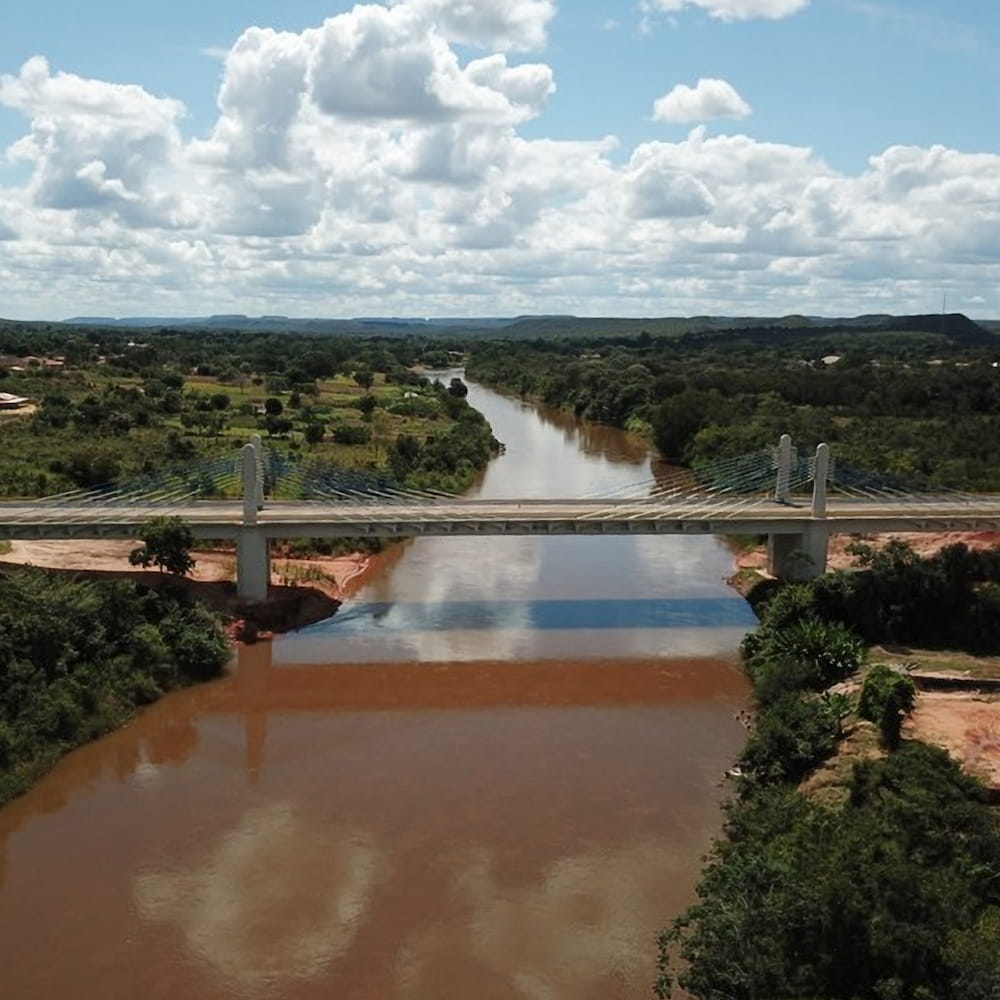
657;745;1000;1000
810;540;1000;653
0;568;229;805
466;318;1000;489
658;546;1000;999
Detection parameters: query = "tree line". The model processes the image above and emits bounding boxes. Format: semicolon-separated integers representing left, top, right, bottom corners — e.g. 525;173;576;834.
0;568;230;806
466;315;1000;490
657;543;1000;999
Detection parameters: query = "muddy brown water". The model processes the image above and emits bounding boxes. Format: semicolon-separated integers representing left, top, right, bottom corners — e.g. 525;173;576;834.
0;378;754;999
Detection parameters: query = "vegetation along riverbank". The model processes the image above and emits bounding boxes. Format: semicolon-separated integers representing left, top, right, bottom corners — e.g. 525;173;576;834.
0;321;508;806
467;312;1000;490
0;566;231;807
658;540;1000;999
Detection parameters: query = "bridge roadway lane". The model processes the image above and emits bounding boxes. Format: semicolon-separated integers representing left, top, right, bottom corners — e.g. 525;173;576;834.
4;495;1000;540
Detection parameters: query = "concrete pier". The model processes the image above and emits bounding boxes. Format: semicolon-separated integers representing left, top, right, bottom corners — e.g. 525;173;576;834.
236;527;270;601
767;521;829;580
237;442;269;600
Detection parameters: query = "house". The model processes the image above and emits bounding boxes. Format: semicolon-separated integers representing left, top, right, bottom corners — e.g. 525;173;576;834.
0;392;30;410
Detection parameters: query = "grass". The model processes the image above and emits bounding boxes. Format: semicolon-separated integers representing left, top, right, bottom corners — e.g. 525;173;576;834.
723;533;767;555
870;645;1000;681
274;562;335;587
799;719;884;809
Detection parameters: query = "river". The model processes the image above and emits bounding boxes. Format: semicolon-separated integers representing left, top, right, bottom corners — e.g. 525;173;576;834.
0;378;755;1000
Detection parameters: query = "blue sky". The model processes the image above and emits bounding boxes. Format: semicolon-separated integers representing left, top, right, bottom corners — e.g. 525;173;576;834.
1;0;999;319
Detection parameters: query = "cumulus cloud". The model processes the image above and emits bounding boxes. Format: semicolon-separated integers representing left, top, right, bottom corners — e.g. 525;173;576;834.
0;56;188;226
183;5;552;239
304;8;553;124
652;78;751;123
401;0;557;51
625;158;715;218
643;0;809;21
2;0;1000;320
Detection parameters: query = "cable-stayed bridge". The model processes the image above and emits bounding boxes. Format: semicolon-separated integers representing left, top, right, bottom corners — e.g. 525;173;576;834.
2;435;1000;599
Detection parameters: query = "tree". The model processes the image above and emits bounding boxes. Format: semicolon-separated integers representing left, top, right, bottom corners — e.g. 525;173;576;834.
448;377;469;398
263;414;293;437
356;393;378;419
129;516;196;576
858;663;917;749
263;396;283;416
304;421;326;444
372;409;392;464
353;366;375;390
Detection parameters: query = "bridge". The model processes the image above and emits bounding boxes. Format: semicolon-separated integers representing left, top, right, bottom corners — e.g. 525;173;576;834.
2;434;999;600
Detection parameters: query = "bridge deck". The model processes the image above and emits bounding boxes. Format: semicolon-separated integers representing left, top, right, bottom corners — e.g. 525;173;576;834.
3;497;1000;540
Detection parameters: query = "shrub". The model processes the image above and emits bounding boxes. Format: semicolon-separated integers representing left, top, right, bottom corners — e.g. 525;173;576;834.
739;693;839;785
747;616;865;700
332;424;371;445
858;663;916;749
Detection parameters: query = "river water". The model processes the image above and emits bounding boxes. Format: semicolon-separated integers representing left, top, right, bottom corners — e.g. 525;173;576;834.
0;379;755;1000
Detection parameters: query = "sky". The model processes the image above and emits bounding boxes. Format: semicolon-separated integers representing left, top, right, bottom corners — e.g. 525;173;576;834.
1;0;999;321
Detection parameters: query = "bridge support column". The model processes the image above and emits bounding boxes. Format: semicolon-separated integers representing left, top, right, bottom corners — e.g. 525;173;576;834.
767;523;829;580
237;443;269;600
236;527;270;601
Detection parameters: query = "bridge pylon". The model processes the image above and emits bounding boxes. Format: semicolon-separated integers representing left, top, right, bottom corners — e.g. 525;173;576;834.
767;440;831;582
775;433;793;503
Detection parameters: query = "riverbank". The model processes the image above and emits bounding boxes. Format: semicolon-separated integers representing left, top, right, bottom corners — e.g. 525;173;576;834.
659;545;1000;999
727;531;1000;798
0;567;233;806
0;539;379;635
731;528;1000;577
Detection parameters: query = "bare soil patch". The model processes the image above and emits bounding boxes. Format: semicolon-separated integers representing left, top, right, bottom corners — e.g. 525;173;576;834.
0;539;374;602
0;539;379;635
906;692;1000;793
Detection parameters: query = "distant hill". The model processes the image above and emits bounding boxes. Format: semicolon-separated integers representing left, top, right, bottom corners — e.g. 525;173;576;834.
33;311;1000;345
63;314;519;335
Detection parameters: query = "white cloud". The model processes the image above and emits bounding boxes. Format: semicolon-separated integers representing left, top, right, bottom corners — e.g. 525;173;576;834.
401;0;557;51
198;46;231;61
643;0;809;21
625;158;715;218
0;56;189;227
305;9;553;124
652;78;751;123
2;0;1000;320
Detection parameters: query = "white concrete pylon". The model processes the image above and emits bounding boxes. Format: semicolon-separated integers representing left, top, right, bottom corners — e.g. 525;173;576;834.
251;434;265;509
812;443;830;518
242;443;258;527
776;434;792;503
